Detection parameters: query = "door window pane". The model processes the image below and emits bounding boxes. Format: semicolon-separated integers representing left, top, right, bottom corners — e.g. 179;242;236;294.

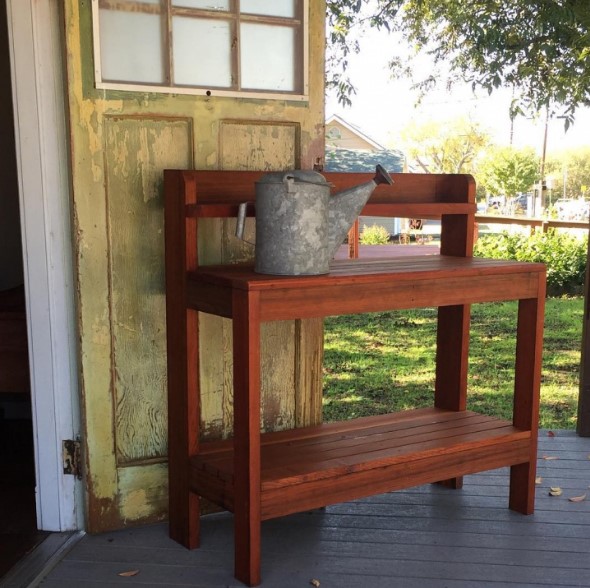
240;23;295;91
172;0;230;9
99;9;165;84
173;16;232;87
94;0;306;96
241;0;295;18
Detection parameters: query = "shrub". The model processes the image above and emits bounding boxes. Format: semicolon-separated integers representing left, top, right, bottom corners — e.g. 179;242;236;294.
360;224;390;245
474;229;587;295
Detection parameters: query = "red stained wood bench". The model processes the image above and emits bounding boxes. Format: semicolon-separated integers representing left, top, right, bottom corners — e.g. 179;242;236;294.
164;170;545;587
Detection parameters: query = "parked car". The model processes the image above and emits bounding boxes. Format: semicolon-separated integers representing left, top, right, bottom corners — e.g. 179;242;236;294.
513;193;530;212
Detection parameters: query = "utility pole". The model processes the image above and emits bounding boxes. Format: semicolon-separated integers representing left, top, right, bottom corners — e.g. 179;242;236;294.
539;106;549;209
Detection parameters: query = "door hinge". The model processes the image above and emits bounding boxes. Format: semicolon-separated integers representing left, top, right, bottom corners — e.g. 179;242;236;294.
62;437;82;480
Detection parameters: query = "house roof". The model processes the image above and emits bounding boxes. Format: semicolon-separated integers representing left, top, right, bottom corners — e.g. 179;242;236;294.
325;114;386;151
324;146;405;174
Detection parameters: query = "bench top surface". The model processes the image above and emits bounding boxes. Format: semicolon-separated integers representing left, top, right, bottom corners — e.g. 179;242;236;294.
191;255;546;292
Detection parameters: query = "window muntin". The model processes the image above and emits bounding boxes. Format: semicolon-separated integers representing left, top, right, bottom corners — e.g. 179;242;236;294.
92;0;307;99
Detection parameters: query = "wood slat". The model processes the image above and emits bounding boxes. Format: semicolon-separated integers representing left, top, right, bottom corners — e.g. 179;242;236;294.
194;410;501;477
179;170;474;207
189;256;545;291
187;201;476;219
257;273;540;321
197;407;473;454
187;257;545;321
196;412;507;478
259;419;517;479
189;410;531;520
261;441;531;520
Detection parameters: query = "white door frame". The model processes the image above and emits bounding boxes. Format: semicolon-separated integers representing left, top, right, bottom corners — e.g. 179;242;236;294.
6;0;83;531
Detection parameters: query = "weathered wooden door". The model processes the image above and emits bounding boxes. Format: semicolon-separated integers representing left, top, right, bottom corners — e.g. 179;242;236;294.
63;0;326;531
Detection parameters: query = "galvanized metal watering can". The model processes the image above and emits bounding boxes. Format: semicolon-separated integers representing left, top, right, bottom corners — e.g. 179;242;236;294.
236;165;393;275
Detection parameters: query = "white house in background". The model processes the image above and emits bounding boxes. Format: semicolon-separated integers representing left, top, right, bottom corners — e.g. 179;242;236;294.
325;114;405;237
326;114;386;152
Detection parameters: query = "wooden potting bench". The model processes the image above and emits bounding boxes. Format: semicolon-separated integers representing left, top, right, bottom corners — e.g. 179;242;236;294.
164;170;546;587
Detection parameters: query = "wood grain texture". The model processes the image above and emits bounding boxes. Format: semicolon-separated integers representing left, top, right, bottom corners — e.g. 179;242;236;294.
188;409;532;520
181;170;475;207
104;116;191;464
219;121;300;172
196;217;226;439
295;317;324;427
191;124;322;442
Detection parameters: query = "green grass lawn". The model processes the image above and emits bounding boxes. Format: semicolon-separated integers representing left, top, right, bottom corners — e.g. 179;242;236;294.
323;297;583;430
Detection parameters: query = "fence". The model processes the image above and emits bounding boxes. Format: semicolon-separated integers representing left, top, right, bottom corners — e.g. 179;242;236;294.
347;215;589;258
475;214;589;234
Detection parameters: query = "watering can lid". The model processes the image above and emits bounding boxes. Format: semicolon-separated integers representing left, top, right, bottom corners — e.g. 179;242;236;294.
256;170;330;186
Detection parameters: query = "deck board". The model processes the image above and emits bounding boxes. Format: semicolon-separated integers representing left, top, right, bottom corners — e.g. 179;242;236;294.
36;431;590;587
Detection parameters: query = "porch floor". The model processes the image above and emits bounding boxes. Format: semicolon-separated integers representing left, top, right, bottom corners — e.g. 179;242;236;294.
37;431;590;587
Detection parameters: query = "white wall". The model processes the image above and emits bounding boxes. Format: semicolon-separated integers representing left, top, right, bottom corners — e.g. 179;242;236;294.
7;0;83;531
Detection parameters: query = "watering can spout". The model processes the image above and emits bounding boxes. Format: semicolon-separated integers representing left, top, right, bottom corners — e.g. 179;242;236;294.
326;164;394;260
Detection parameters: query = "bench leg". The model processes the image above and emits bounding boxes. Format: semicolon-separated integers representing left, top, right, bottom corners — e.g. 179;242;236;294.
169;489;200;549
510;295;545;515
168;303;200;550
233;290;262;586
434;304;470;489
234;508;261;587
436;478;464;490
509;462;535;514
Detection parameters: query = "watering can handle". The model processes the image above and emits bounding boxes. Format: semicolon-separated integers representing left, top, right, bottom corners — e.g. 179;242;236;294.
236;202;248;240
282;173;334;192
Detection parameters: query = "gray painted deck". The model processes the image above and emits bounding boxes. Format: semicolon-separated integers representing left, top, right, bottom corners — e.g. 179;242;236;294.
36;431;590;587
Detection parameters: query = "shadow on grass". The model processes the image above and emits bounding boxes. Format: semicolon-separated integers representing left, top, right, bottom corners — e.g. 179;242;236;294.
323;300;581;429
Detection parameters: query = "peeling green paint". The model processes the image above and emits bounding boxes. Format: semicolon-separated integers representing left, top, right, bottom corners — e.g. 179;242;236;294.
65;0;327;531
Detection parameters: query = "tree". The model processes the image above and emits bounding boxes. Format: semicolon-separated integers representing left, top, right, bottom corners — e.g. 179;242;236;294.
545;147;590;200
326;1;590;126
400;117;490;174
477;146;540;200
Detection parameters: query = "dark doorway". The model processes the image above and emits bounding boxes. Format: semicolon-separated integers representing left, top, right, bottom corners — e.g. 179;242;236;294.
0;0;47;578
0;384;46;579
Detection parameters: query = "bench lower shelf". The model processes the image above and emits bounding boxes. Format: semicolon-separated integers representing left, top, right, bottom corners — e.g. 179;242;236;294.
190;407;532;520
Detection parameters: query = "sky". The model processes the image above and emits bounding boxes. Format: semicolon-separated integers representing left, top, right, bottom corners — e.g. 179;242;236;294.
325;27;590;157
